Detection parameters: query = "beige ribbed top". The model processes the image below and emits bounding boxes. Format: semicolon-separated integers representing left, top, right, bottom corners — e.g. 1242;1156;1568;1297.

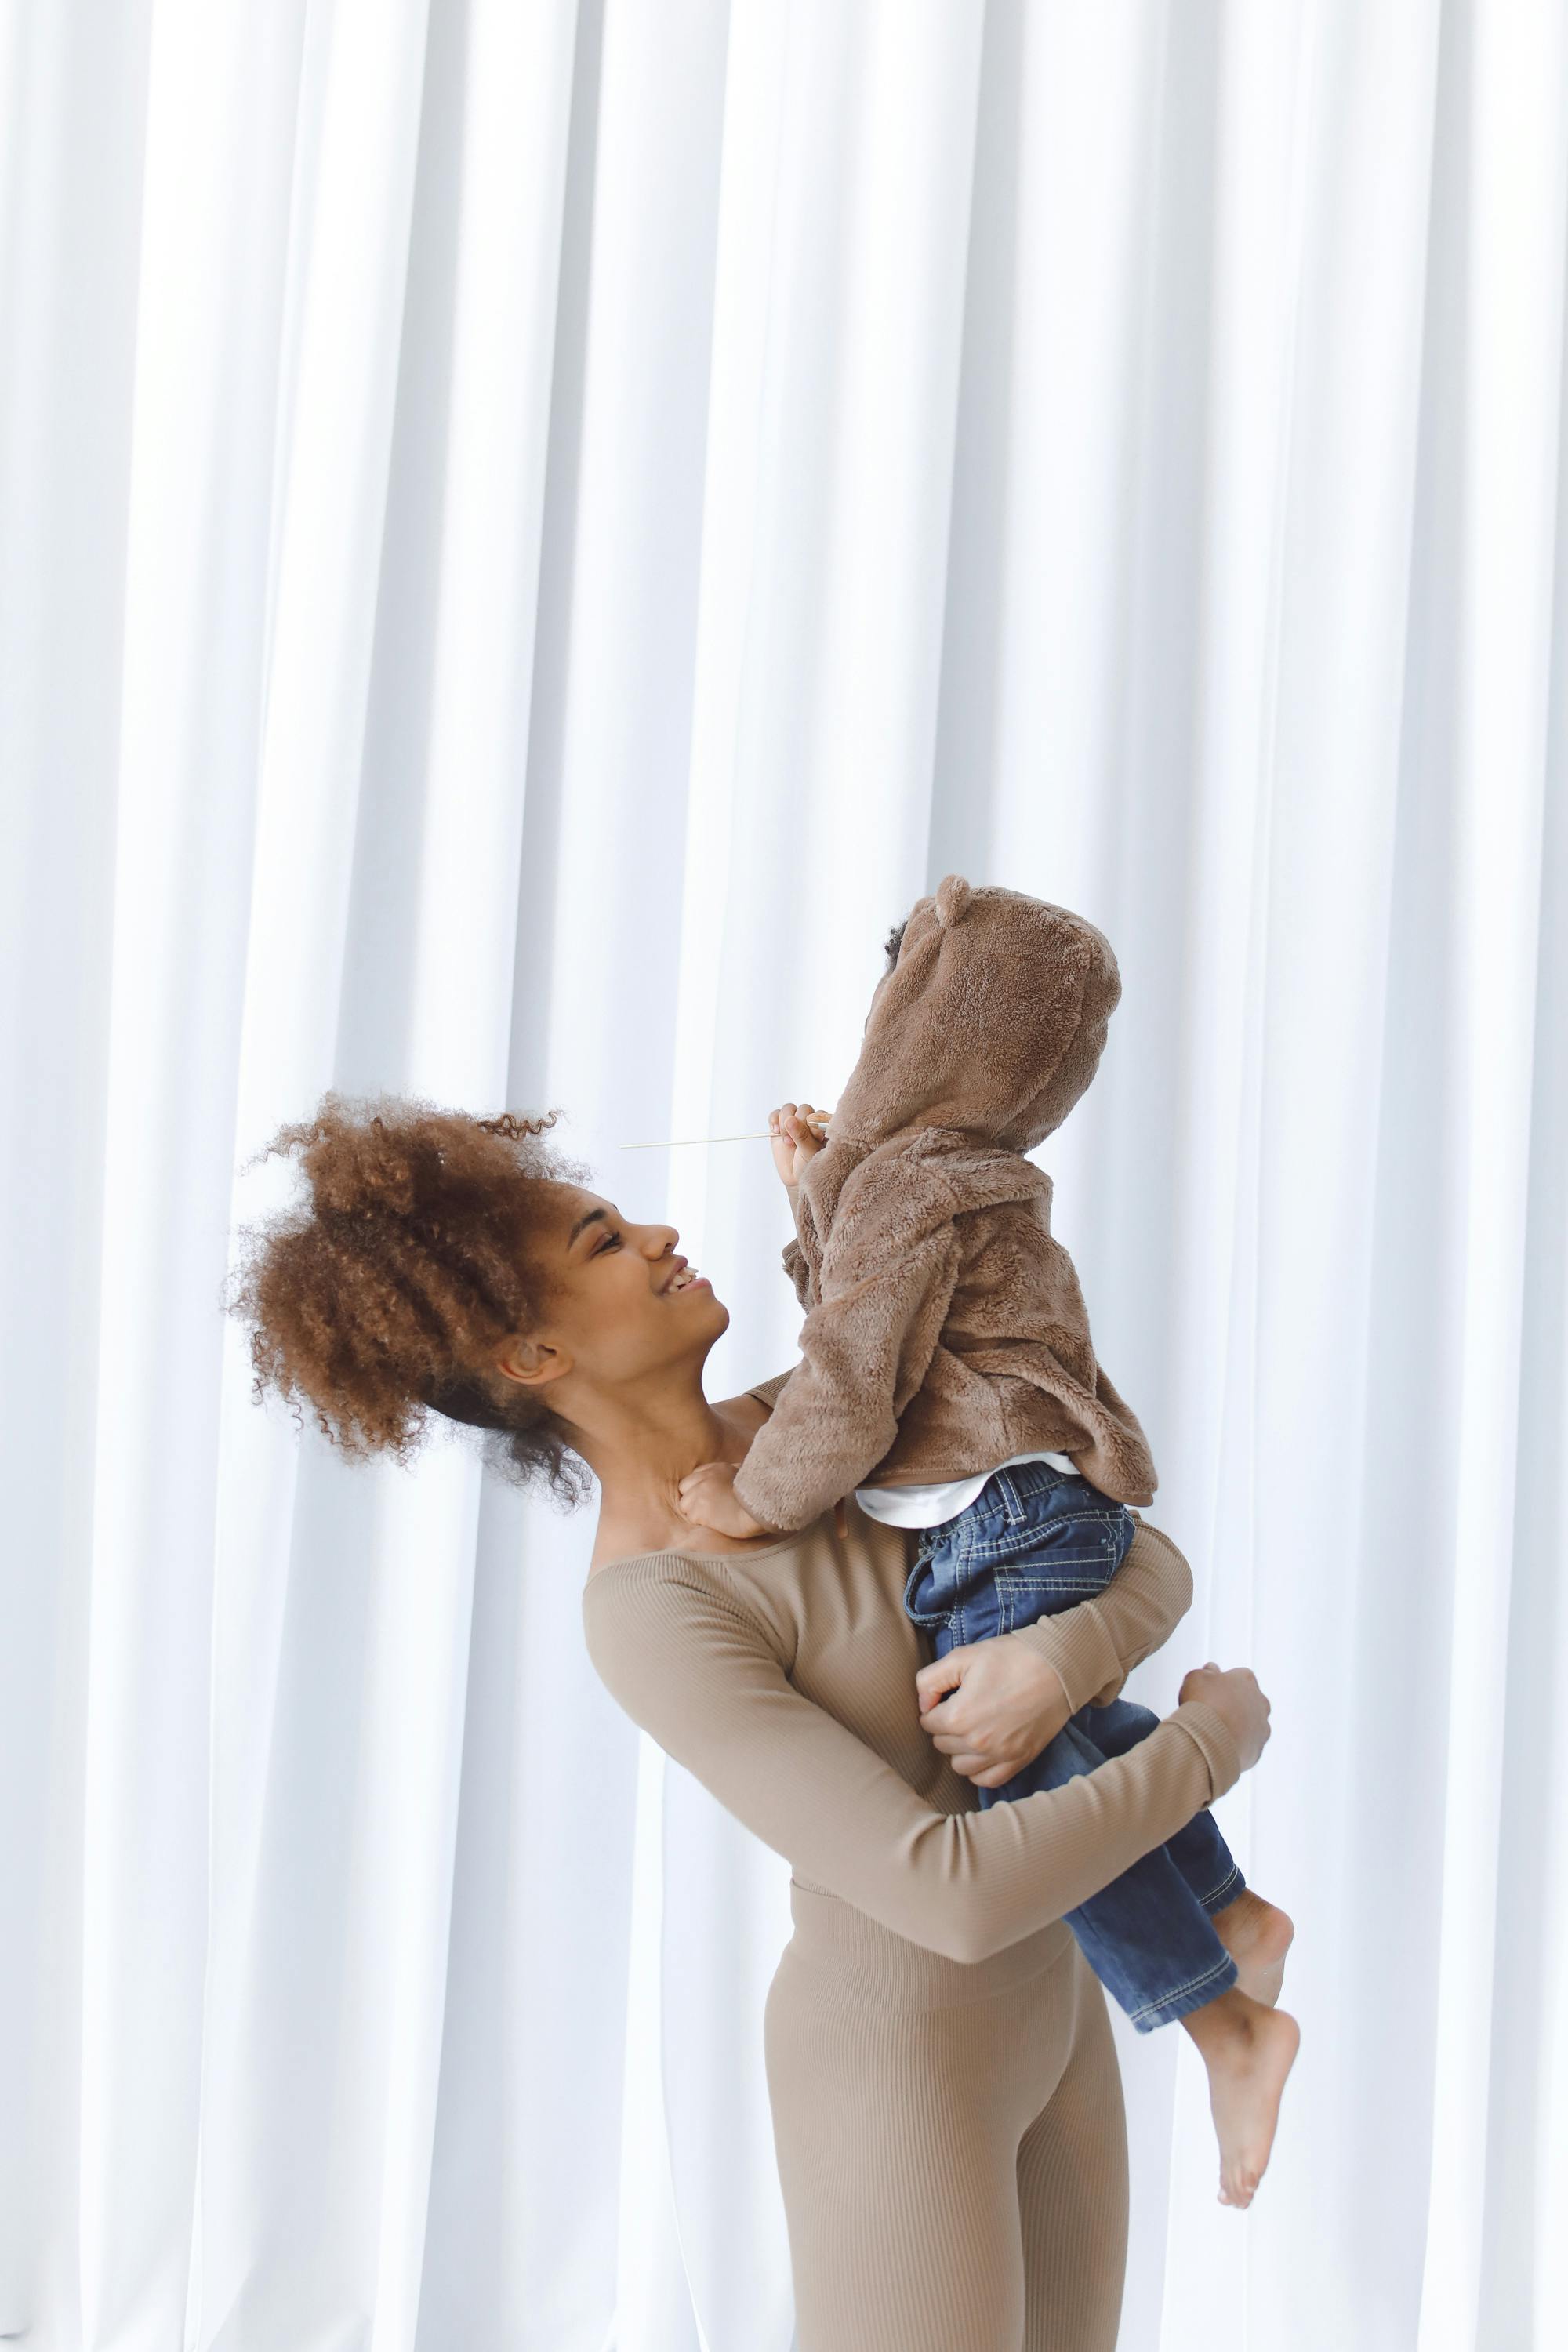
582;1372;1240;1967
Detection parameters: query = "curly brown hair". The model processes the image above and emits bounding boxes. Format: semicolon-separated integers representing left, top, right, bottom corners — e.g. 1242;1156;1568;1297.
225;1091;598;1510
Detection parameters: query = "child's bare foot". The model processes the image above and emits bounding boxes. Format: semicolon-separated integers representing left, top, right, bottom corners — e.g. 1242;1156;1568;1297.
1210;1887;1294;2007
1181;1988;1300;2208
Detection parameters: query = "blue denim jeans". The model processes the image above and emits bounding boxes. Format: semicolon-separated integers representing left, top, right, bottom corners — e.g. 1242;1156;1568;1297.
902;1458;1244;2031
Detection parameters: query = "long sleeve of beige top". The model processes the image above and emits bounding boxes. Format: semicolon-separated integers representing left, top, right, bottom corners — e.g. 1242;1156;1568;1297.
582;1500;1241;1966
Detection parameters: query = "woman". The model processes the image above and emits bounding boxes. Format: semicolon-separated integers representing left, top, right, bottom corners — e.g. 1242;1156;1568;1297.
230;1092;1272;2352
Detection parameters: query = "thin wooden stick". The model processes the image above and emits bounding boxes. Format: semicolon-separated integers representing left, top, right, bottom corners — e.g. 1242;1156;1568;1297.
618;1117;832;1151
617;1133;771;1149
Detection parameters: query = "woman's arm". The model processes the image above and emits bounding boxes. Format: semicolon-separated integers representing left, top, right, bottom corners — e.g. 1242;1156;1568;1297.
915;1515;1197;1788
1004;1512;1195;1713
583;1562;1242;1966
724;1364;1192;1711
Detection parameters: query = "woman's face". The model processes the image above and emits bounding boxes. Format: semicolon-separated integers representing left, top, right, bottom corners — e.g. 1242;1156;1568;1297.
493;1181;730;1397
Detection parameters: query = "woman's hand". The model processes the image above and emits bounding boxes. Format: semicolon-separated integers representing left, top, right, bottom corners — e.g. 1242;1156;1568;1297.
914;1634;1074;1789
1178;1662;1272;1771
676;1461;776;1541
768;1102;831;1189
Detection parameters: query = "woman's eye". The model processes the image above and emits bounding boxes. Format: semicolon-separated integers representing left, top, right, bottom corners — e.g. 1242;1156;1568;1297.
596;1229;623;1253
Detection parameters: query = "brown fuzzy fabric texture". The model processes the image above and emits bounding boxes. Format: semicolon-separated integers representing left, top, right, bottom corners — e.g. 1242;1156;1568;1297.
731;876;1158;1535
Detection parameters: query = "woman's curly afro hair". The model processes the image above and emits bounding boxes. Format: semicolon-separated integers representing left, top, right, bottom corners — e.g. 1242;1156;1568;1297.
225;1091;598;1511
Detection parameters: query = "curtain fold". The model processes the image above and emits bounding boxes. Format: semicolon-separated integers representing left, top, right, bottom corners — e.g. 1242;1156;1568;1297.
2;3;1563;2347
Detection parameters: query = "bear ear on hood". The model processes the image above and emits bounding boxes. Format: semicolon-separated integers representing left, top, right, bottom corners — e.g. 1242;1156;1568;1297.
934;873;971;928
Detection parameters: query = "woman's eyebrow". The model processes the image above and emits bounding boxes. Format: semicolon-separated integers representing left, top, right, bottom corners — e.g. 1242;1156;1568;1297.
567;1207;609;1250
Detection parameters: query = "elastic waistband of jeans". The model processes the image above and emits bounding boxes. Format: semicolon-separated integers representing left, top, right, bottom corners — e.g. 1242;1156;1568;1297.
784;1876;1074;2010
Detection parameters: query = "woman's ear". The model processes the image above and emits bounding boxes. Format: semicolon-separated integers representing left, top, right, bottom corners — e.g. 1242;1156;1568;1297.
493;1334;572;1390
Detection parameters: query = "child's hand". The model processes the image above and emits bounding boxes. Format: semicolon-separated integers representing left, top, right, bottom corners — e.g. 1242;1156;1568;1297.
768;1102;831;1189
676;1461;776;1540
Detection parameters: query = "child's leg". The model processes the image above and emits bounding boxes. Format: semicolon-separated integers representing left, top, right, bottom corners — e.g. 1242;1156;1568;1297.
980;1711;1240;2033
962;1468;1261;1928
1074;1695;1294;2014
985;1698;1299;2204
906;1479;1300;2201
1074;1695;1246;1916
904;1473;1240;2035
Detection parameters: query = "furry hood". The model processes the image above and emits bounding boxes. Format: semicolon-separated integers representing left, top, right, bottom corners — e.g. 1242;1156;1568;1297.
829;874;1123;1154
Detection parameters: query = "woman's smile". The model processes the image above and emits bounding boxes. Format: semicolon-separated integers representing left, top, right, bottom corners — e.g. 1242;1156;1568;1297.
658;1253;711;1294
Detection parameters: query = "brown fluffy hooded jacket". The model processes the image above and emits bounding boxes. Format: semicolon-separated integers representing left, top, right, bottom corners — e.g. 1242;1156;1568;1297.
729;875;1159;1537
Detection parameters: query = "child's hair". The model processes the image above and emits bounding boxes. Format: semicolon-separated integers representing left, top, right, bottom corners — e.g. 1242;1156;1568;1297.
223;1091;598;1510
882;917;908;971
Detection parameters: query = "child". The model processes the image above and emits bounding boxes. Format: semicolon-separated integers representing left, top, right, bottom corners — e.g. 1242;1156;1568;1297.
677;874;1298;2209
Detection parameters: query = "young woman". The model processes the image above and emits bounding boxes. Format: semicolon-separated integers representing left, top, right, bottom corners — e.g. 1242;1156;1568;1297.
230;1092;1272;2352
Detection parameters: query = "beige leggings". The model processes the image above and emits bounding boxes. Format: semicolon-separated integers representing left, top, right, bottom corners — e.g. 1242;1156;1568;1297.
764;1882;1129;2352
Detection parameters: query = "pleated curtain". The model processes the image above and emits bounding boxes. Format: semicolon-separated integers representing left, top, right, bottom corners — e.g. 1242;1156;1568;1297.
2;2;1564;2347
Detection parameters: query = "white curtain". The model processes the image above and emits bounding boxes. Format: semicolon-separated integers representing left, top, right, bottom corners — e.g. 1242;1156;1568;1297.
3;2;1564;2346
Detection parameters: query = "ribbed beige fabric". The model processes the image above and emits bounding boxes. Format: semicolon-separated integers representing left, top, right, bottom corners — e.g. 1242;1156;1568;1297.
582;1376;1241;2350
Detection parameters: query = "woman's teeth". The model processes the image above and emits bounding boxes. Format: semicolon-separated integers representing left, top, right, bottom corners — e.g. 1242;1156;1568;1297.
666;1268;699;1290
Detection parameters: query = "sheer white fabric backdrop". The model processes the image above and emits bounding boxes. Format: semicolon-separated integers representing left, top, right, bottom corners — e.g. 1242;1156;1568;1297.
2;2;1564;2347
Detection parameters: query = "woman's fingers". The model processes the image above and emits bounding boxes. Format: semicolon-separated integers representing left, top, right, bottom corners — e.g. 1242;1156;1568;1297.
923;1714;985;1756
912;1684;964;1722
942;1742;1028;1784
916;1640;1069;1788
914;1660;964;1708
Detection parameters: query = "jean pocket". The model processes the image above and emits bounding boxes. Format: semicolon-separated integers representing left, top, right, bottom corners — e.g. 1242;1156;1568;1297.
902;1553;953;1628
993;1563;1113;1632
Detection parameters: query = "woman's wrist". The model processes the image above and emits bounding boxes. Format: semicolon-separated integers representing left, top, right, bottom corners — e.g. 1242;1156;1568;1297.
1011;1640;1069;1716
1167;1699;1243;1802
1006;1606;1121;1718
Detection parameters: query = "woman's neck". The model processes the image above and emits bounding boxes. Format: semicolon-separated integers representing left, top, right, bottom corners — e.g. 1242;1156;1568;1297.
572;1370;771;1568
567;1370;743;1556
